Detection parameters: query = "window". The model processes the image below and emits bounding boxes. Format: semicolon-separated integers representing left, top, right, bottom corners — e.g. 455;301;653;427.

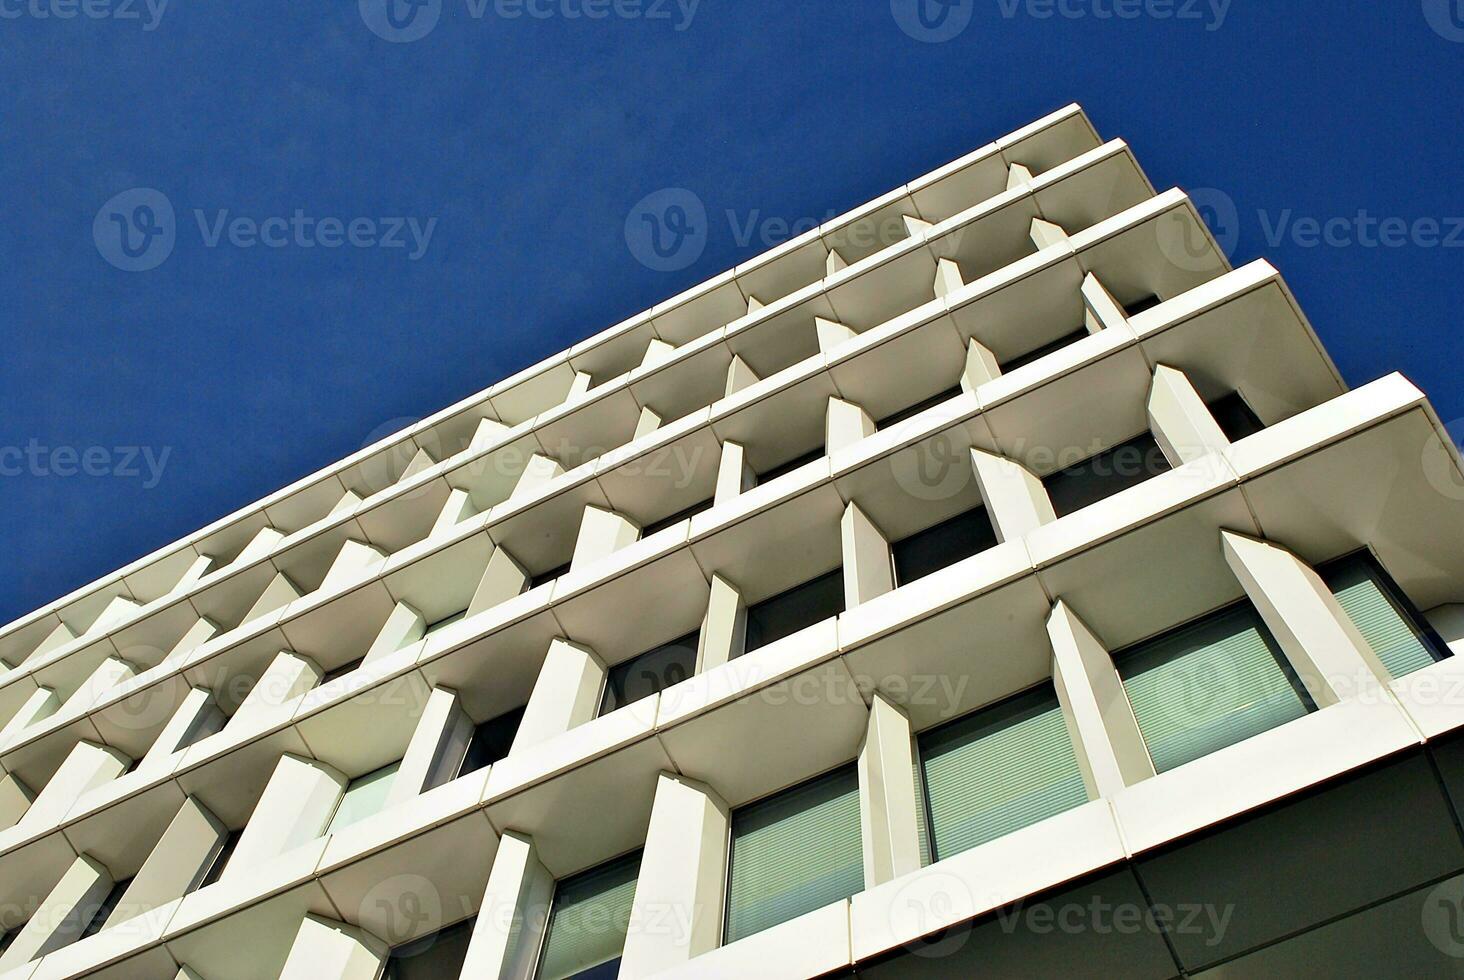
743;569;845;655
324;762;400;836
458;707;526;777
1117;602;1316;773
916;685;1088;864
999;327;1089;374
875;385;962;431
425;610;468;635
1043;432;1172;518
1321;552;1449;679
80;878;133;939
725;766;863;943
1123;293;1163;317
892;507;998;587
530;563;572;590
199;829;242;889
1207;391;1265;442
755;445;825;486
641;498;713;538
320;656;365;685
599;632;698;716
536;851;642;980
384;917;476;979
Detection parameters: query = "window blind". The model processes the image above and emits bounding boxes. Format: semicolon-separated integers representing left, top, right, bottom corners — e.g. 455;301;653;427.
1118;604;1313;774
916;686;1089;862
537;852;642;980
725;766;863;943
1324;555;1444;679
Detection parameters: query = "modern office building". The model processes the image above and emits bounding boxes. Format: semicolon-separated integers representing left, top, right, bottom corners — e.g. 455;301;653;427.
3;104;1464;979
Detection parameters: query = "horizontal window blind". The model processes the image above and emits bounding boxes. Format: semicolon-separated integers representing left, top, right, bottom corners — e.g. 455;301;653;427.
1324;555;1444;679
1119;604;1313;774
917;685;1089;862
726;766;863;943
537;851;641;980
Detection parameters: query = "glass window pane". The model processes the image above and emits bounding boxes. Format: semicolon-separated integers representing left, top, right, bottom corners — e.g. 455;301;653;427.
1323;554;1446;679
999;327;1089;374
1043;432;1172;518
743;570;845;655
459;707;525;777
537;852;642;980
384;918;475;979
1207;391;1265;442
892;507;998;587
1118;604;1314;774
325;762;400;836
875;385;962;431
918;686;1089;861
600;632;698;715
726;766;863;943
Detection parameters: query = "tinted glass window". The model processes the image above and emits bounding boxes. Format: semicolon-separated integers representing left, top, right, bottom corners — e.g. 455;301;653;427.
459;706;526;777
642;498;713;538
384;917;476;979
999;327;1089;374
892;507;998;587
756;446;825;485
744;569;845;654
1043;432;1172;517
538;852;642;980
875;386;963;431
1207;391;1266;443
600;632;699;715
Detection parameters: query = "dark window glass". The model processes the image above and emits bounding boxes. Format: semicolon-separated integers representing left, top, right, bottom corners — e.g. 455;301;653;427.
744;570;845;655
458;707;526;777
875;386;963;431
383;917;476;979
999;328;1089;374
1043;432;1172;518
756;445;825;485
642;498;713;538
1207;391;1266;443
321;656;366;685
0;928;15;955
892;507;999;587
1123;294;1163;317
425;610;468;635
80;878;133;938
537;852;642;980
600;632;699;715
530;563;572;590
199;829;243;889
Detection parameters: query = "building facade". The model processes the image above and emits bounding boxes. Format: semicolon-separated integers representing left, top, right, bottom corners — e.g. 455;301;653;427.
2;105;1464;979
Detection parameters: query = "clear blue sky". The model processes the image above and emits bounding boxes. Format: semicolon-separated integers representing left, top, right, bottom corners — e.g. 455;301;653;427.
2;0;1462;624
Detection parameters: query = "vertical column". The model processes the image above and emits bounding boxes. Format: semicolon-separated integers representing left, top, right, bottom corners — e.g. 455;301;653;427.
1081;272;1128;334
232;526;285;568
432;489;480;538
1047;602;1154;798
163;617;220;665
471;418;510;453
460;832;554;980
969;449;1057;543
138;688;226;777
1029;218;1069;250
24;621;77;666
509;454;565;503
697;574;748;672
1007;163;1035;190
108;797;226;928
361;602;427;667
1148;365;1230;467
0;687;61;746
469;548;530;614
0;855;113;971
933;258;964;299
169;554;215;596
826;249;849;277
815;317;858;355
320;541;388;593
20;742;131;832
960;338;1001;394
714;441;755;506
620;774;730;978
60;656;138;715
566;371;594;402
88;596;140;635
400;446;437;483
1221;531;1392;704
634;406;663;440
0;773;34;831
277;914;387;980
641;338;678;370
858;694;923;887
241;571;303;624
904;215;933;237
385;687;473;808
225;754;346;878
842;503;895;608
510;639;607;752
329;489;364;519
570;506;642;573
826;396;875;455
724;356;760;398
231;652;322;728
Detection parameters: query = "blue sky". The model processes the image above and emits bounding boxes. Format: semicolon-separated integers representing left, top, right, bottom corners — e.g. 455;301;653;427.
1;0;1462;624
